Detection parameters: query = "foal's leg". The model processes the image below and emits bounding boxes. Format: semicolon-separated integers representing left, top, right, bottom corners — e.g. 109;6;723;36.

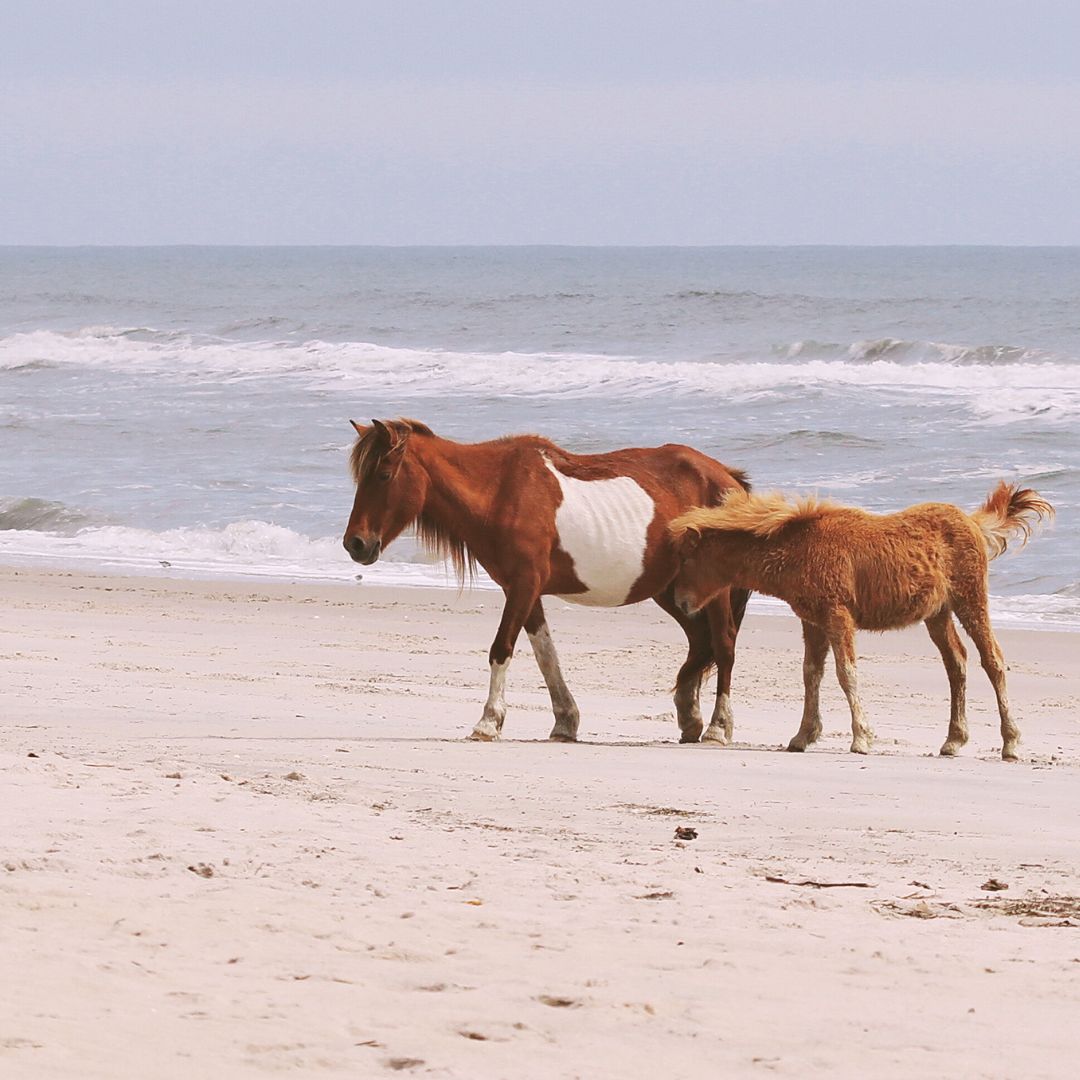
925;609;969;756
953;595;1020;761
654;586;712;742
524;599;581;742
468;580;542;741
702;591;739;744
787;621;829;752
828;613;874;754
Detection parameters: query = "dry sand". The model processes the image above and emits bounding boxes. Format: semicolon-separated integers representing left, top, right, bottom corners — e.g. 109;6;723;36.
3;565;1080;1079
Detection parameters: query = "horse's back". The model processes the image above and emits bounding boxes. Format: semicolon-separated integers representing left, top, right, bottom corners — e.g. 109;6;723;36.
821;504;986;629
552;442;746;509
543;441;746;606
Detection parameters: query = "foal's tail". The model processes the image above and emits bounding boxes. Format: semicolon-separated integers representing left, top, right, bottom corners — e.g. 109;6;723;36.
970;482;1055;559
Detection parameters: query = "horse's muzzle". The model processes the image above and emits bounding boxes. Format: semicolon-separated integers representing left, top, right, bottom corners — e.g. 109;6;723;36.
344;535;382;565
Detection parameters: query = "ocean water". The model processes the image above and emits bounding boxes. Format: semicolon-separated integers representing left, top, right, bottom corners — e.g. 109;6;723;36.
1;246;1076;628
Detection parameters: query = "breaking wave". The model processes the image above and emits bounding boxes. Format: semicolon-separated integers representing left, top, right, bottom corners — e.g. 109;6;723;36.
2;330;1079;416
0;509;494;589
0;496;110;535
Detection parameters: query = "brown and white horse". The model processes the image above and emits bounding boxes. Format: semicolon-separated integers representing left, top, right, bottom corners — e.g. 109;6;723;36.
343;419;752;743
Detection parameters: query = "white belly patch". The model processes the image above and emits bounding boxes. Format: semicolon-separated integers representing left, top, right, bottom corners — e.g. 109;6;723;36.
544;457;655;607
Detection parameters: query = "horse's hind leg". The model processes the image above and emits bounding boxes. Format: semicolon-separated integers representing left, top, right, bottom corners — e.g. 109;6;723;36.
524;599;581;742
654;586;711;743
953;593;1019;761
828;614;874;754
787;621;829;752
925;609;969;756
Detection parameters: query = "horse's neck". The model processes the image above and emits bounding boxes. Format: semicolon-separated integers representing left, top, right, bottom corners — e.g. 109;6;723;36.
413;437;506;537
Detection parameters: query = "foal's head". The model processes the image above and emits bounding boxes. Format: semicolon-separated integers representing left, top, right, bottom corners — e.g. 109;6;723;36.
669;520;745;616
343;419;430;565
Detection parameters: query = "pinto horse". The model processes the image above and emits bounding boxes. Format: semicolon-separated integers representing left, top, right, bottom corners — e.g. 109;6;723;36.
342;419;752;743
669;482;1053;760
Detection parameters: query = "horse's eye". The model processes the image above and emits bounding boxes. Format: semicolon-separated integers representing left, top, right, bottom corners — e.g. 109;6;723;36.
377;469;393;483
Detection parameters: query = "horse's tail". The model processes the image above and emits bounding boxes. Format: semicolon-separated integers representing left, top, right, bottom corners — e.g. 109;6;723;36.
969;481;1054;560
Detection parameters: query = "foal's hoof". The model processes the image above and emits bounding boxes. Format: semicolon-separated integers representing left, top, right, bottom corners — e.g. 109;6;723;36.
849;740;871;755
939;741;962;758
548;731;578;743
1001;744;1019;762
786;740;807;753
467;724;501;742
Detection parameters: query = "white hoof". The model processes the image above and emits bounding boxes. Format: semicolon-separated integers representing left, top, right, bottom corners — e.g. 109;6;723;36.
701;725;730;746
468;720;501;741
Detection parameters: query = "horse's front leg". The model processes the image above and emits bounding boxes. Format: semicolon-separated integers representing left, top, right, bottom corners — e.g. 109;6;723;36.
829;615;874;755
524;599;580;742
701;591;740;744
468;581;541;741
787;621;828;751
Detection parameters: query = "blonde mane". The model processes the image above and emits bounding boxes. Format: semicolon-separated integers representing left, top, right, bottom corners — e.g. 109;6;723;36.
670;490;844;540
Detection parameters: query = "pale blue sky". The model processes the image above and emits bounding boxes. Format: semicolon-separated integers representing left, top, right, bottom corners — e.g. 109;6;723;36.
3;1;1079;244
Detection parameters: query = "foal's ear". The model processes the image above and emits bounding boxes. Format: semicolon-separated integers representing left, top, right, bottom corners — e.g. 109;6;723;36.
679;527;703;553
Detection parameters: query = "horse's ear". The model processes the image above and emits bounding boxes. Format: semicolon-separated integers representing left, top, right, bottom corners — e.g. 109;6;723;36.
350;419;368;436
370;419;409;464
369;418;396;453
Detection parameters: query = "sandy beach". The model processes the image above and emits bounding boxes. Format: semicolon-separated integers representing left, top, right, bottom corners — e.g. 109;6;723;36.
3;565;1080;1079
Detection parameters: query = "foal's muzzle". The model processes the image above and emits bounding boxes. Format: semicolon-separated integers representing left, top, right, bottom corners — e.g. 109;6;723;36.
674;593;700;617
344;535;382;565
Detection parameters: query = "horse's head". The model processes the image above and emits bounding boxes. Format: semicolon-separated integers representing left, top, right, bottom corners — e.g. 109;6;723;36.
669;514;741;616
343;419;429;565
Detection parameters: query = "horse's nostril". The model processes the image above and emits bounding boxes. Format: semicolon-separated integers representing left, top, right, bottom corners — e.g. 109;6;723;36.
344;536;381;565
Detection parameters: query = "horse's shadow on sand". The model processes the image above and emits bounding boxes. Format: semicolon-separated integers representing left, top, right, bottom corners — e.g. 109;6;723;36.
186;733;960;758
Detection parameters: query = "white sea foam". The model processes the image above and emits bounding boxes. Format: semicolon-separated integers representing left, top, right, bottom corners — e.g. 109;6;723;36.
0;518;496;590
3;330;1080;416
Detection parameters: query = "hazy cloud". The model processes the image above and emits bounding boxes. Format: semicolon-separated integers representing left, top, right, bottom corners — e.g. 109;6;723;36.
3;2;1079;244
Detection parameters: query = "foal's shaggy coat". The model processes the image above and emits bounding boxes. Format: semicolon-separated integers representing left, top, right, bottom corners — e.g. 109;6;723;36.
670;483;1054;759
